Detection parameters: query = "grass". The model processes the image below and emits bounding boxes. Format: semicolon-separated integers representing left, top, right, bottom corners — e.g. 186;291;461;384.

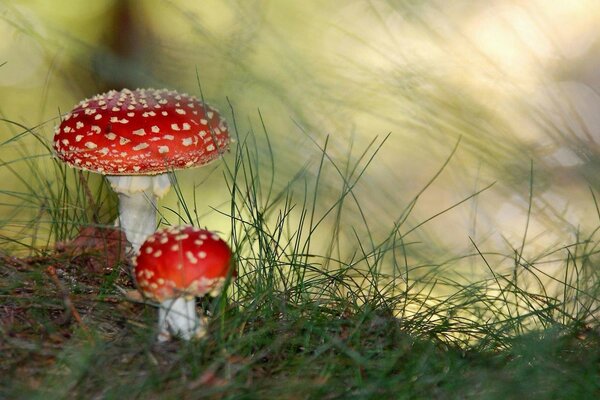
1;109;599;399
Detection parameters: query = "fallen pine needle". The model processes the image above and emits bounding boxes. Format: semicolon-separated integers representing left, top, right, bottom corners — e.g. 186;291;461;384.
46;265;92;339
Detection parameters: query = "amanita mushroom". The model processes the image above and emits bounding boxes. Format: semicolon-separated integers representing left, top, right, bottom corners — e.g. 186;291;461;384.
53;88;230;253
133;225;234;341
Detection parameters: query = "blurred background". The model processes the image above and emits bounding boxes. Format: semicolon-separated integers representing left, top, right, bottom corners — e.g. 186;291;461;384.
1;0;600;283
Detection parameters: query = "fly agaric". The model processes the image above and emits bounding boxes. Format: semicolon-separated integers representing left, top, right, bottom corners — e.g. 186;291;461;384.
133;226;234;341
53;88;230;253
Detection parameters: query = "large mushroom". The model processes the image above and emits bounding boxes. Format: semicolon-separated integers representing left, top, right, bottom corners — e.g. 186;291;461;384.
133;226;234;341
53;88;230;253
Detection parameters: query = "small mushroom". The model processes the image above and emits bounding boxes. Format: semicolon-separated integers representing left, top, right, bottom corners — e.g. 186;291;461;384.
53;88;231;253
132;226;234;341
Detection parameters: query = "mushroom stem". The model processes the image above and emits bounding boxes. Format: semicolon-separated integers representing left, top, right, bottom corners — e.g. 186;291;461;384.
106;174;171;254
158;297;206;342
116;190;159;253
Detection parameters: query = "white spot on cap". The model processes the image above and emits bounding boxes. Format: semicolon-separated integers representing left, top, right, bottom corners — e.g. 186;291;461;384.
200;119;208;124
133;143;149;151
171;123;180;131
186;251;198;264
105;133;116;140
151;126;160;133
61;139;69;145
91;125;101;133
206;144;215;151
133;128;146;136
198;251;207;259
127;112;135;117
158;146;169;154
182;123;191;130
110;117;129;124
133;166;141;172
207;111;214;118
112;107;120;112
119;137;131;145
163;135;174;140
182;138;193;146
161;111;168;116
85;142;97;149
175;108;186;115
64;126;72;133
94;114;102;120
145;246;153;254
98;147;109;155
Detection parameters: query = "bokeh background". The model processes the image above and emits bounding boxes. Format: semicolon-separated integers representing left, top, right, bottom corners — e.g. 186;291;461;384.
2;0;600;283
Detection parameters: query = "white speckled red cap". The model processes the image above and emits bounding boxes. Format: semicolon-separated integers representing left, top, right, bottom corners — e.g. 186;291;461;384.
53;88;230;175
133;226;234;301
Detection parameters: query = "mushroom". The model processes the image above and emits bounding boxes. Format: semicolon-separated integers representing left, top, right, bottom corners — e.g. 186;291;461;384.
132;225;234;341
53;88;231;253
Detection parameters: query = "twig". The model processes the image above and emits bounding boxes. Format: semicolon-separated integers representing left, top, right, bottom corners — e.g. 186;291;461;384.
46;266;92;337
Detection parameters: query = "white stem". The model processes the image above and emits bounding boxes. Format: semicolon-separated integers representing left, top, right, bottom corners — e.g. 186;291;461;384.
158;297;206;342
106;174;172;254
117;190;158;254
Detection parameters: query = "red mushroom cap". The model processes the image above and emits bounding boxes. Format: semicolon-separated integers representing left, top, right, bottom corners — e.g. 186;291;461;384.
53;88;230;175
133;226;234;301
